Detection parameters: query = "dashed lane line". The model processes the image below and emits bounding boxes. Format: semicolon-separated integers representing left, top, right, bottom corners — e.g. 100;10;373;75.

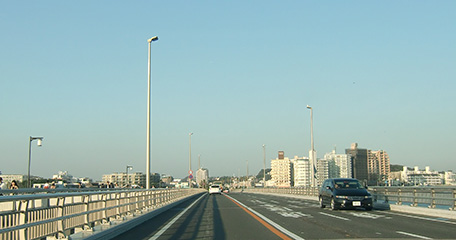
396;231;432;239
319;212;350;221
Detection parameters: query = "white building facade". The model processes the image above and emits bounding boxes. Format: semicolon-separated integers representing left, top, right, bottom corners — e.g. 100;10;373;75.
323;150;352;179
444;171;456;185
401;166;442;186
292;156;311;187
102;172;147;187
196;168;209;187
0;174;26;184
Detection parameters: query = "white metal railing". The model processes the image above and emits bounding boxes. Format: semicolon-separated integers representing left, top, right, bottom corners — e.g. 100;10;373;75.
370;186;456;210
0;188;204;240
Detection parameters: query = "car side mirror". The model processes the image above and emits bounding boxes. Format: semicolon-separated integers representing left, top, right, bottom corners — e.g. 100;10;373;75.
326;186;331;190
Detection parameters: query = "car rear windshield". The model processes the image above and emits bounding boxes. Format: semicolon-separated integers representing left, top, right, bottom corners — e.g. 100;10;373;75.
334;180;363;189
211;185;219;188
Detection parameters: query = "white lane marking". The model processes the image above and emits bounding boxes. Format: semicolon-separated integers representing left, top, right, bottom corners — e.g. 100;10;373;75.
347;212;390;219
319;212;350;221
225;194;304;240
148;194;205;240
258;203;313;219
385;211;456;225
279;212;312;218
396;231;432;239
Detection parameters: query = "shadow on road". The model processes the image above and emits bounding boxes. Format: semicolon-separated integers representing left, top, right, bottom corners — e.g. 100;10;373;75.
167;194;226;239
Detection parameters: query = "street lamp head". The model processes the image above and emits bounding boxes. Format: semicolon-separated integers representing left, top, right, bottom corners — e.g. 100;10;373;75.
189;132;193;136
147;36;159;43
307;105;312;109
30;136;44;146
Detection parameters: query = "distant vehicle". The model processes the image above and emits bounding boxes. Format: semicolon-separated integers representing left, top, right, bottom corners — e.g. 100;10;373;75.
223;188;229;193
209;185;221;195
319;178;373;211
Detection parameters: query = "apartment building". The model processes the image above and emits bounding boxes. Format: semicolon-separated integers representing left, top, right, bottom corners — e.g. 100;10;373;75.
292;156;311;187
271;151;293;187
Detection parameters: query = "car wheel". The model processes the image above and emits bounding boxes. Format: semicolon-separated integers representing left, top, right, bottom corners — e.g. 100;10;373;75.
365;206;373;211
330;198;338;210
319;197;325;208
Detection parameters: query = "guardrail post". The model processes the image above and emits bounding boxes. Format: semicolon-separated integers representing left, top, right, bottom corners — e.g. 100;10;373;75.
412;188;418;207
19;199;29;239
384;187;389;203
452;188;456;211
152;190;156;209
115;193;121;219
397;188;402;205
82;195;92;231
430;188;436;208
102;193;108;223
372;188;378;202
56;197;66;238
135;191;140;214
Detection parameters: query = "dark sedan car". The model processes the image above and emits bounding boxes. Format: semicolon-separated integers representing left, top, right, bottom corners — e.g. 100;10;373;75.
319;178;373;210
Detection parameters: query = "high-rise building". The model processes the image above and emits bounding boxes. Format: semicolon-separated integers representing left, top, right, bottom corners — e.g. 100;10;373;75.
323;150;352;179
316;159;329;186
196;168;209;188
370;150;390;184
292;156;311;187
345;143;368;183
271;151;293;187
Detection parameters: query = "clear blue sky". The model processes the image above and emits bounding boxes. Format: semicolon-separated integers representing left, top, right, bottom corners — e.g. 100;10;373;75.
1;1;455;180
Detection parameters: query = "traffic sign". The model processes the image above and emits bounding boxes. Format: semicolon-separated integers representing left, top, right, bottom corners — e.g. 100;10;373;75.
189;170;193;175
189;174;193;179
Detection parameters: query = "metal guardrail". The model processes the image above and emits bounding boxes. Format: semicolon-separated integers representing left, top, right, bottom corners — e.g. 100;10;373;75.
370;186;456;210
241;186;456;210
0;188;204;240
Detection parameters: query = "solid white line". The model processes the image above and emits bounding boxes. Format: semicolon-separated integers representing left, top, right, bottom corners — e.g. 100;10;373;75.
225;194;304;240
148;194;205;240
319;212;351;221
396;231;432;239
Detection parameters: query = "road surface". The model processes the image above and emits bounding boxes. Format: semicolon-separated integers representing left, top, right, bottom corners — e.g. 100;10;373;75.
113;192;456;239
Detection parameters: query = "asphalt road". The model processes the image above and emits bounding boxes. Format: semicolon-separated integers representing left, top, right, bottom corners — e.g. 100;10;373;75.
112;192;456;239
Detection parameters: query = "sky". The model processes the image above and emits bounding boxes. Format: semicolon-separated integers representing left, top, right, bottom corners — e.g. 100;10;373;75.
1;1;455;181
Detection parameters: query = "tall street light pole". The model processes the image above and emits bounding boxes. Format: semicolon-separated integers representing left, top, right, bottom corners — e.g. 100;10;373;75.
28;136;43;188
146;36;158;189
263;144;266;186
189;132;193;188
307;105;316;189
